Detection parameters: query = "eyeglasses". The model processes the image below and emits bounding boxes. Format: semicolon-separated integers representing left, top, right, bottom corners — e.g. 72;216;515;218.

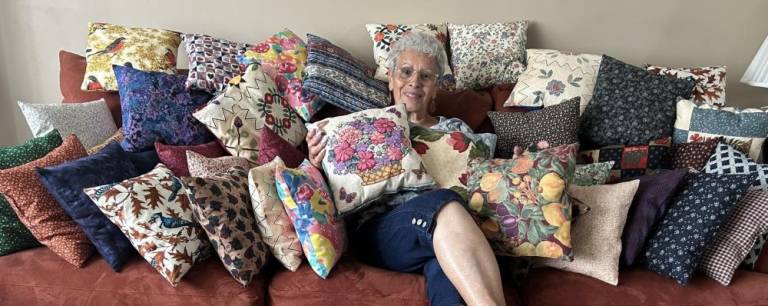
395;66;438;83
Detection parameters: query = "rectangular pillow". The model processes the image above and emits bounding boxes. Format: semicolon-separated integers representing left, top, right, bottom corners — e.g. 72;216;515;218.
578;137;672;183
18;99;117;148
647;65;726;107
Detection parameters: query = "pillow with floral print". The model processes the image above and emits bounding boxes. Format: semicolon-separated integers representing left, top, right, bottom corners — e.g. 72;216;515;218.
84;164;211;286
310;104;435;216
186;151;251;178
647;65;726;107
181;33;251;93
447;21;528;90
81;22;181;92
18;99;117;148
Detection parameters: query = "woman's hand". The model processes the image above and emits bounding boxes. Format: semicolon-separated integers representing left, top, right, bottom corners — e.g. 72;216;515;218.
306;128;327;169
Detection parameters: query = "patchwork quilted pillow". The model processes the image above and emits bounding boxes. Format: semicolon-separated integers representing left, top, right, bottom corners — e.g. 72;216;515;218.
447;21;528;90
82;22;181;91
87;128;124;154
673;99;768;161
248;156;303;271
647;65;726;107
705;143;768;192
365;23;455;90
84;164;210;286
671;137;720;170
275;160;346;278
312;104;435;216
572;161;615;186
0;134;93;266
257;127;306;168
644;172;754;285
238;29;323;121
181;33;251;93
114;65;214;152
303;34;390;113
505;49;601;114
579;55;695;148
100;141;159;174
578;137;672;183
18;99;117;148
0;129;62;256
155;141;227;176
182;167;268;286
186;151;251;178
466;143;578;260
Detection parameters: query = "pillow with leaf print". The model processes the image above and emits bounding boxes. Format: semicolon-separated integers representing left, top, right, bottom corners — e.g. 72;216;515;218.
84;164;211;286
647;65;726;107
181;33;251;93
466;143;578;260
310;104;435;216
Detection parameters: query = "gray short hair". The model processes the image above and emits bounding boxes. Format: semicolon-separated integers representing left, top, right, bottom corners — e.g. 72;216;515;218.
386;32;447;77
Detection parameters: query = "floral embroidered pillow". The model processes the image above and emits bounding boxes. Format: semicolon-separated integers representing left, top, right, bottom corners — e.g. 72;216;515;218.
181;33;251;93
275;160;346;278
81;22;181;91
647;65;726;107
311;104;435;216
84;164;210;286
186;151;251;178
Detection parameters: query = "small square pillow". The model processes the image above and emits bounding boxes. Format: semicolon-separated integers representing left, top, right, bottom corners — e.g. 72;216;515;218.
699;191;768;285
81;22;181;91
99;141;159;174
0;129;62;256
181;33;251;93
644;172;754;285
365;23;455;90
704;143;768;192
60;50;122;125
578;137;672;183
671;137;720;170
488;97;580;158
312;104;435;216
155;141;227;176
87;128;124;155
257;127;306;168
84;164;210;286
579;55;695;148
303;34;390;113
275;160;346;278
18;99;117;148
114;65;214;152
36;144;139;271
535;180;639;285
466;143;578;260
248;156;303;271
647;65;726;107
572;161;615;186
238;29;324;121
0;134;94;266
674;99;768;161
505;49;602;114
186;151;251;178
182;166;269;286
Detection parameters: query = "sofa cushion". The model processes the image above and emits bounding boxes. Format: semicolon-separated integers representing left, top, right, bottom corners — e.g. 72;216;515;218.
59;50;122;126
433;88;493;132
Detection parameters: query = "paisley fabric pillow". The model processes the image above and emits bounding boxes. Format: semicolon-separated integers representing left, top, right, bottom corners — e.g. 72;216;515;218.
81;22;181;91
275;160;346;278
181;33;251;93
467;143;578;260
186;151;251;178
155;141;227;176
182;167;269;286
84;164;210;286
18;99;117;148
311;104;435;216
578;137;672;183
647;65;726;107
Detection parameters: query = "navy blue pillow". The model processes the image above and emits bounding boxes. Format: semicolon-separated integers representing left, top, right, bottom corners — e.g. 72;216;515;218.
37;146;140;271
643;172;754;285
100;141;159;174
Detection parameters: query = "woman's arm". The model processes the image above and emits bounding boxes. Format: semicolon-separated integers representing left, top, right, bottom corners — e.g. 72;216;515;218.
306;128;327;169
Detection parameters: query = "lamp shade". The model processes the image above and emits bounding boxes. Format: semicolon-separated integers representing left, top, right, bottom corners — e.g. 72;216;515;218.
741;34;768;88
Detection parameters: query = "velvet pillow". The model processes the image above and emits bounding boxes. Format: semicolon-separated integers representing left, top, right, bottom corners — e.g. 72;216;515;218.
647;65;726;107
257;127;306;168
275;160;346;278
186;151;251;178
671;137;720;170
705;143;768;192
18;99;117;148
181;33;251;93
36;145;139;271
155;141;227;176
59;50;122;125
0;134;93;266
578;137;672;183
182;167;269;286
99;141;159;174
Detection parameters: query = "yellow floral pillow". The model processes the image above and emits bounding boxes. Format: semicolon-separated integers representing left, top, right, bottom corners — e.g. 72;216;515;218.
81;22;181;91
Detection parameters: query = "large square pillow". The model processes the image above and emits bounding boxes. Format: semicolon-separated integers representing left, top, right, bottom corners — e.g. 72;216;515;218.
303;34;390;113
155;141;227;176
704;143;768;192
447;21;528;90
579;55;695;148
99;141;159;174
82;22;181;91
18;99;117;148
84;164;210;286
114;65;214;152
644;172;754;285
673;99;768;161
535;180;639;285
578;137;672;183
312;104;435;216
505;49;601;114
59;50;122;125
466;143;578;260
647;65;726;107
257;127;306;168
275;160;346;278
0;134;94;266
181;33;251;93
671;137;720;170
186;151;251;178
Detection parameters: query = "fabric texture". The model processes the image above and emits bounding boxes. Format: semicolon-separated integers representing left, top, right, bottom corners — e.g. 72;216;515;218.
433;88;494;132
59;50;122;125
186;151;251;178
87;128;124;155
578;137;672;183
572;161;615;186
18;99;117;148
447;21;528;90
647;65;726;107
671;137;720;170
155;141;227;176
181;33;251;93
746;233;768;270
705;143;768;192
579;55;695;148
257;127;306;168
99;141;159;174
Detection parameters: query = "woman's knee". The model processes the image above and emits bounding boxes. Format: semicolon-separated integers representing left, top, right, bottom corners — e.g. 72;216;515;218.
436;200;470;222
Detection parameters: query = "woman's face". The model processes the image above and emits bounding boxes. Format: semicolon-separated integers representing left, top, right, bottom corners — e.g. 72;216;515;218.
388;50;439;114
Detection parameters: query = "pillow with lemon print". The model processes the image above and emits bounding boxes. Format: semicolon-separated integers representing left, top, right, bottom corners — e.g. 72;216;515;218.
466;143;578;260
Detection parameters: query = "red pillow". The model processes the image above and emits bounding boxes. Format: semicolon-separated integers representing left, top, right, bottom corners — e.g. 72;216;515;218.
59;50;122;126
155;141;227;176
433;89;493;132
0;134;93;266
258;128;306;168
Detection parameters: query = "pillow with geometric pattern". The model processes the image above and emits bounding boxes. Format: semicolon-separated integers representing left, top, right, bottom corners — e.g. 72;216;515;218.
578;137;672;183
705;142;768;192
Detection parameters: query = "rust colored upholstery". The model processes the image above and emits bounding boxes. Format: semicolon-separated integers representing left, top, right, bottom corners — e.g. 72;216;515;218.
433;89;494;132
756;243;768;274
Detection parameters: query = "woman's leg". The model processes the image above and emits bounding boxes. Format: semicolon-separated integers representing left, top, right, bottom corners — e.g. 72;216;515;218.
433;201;506;306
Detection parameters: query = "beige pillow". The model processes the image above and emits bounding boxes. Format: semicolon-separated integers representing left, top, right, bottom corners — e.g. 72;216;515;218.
186;150;251;178
535;180;639;285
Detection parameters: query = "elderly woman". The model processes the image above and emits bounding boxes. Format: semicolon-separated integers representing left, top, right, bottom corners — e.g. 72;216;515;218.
306;33;505;306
